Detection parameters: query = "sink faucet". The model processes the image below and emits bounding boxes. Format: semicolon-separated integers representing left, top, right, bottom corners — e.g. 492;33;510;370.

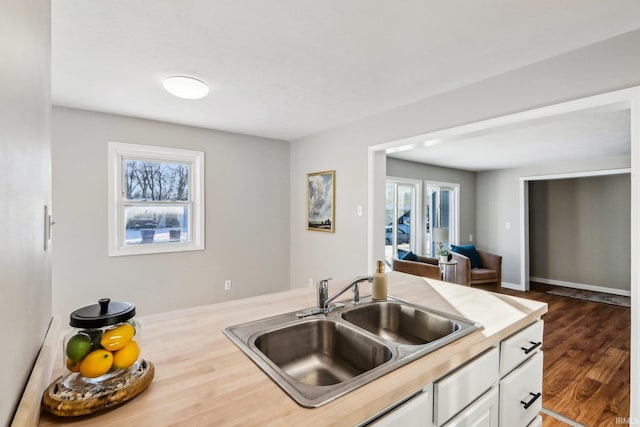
296;276;374;318
319;276;373;313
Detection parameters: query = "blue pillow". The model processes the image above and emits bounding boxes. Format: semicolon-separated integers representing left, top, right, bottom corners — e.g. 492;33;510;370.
400;251;419;261
450;244;482;268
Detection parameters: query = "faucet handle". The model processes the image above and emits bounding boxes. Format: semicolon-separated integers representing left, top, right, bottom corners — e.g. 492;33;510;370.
317;278;332;310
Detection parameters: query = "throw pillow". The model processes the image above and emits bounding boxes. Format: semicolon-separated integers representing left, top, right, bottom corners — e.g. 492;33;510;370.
400;251;419;262
450;244;482;268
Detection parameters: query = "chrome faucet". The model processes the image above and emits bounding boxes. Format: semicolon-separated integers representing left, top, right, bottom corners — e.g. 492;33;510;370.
320;276;373;312
296;276;373;318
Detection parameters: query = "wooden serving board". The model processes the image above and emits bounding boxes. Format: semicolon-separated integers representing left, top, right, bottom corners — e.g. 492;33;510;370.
41;359;154;417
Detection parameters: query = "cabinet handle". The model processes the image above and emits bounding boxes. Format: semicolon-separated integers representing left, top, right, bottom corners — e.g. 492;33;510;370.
520;392;541;409
521;341;542;354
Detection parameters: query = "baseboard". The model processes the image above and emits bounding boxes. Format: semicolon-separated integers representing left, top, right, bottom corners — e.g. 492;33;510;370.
501;282;524;291
530;276;631;297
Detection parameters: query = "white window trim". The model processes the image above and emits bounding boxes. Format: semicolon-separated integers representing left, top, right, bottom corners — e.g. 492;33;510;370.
107;141;205;256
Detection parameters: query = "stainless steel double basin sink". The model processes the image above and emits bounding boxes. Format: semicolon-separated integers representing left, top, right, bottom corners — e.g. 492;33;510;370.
224;297;481;407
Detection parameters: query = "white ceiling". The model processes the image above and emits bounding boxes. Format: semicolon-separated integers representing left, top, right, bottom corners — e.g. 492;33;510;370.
387;104;631;171
52;1;640;141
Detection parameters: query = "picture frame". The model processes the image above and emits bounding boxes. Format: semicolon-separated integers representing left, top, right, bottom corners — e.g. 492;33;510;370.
307;170;335;232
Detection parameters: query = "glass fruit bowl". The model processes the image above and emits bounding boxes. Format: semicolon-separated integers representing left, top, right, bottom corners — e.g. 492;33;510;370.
62;298;142;392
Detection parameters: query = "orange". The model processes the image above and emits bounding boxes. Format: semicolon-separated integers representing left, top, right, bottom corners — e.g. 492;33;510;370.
113;340;140;369
80;349;113;378
100;323;135;351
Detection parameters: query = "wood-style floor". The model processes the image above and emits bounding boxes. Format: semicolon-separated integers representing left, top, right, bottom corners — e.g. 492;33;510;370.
474;282;630;427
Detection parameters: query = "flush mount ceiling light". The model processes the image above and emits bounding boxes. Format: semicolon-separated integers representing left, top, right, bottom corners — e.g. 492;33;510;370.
162;76;209;99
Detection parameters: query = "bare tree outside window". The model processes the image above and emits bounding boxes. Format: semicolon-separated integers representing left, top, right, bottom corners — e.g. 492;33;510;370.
124;160;189;201
123;159;191;245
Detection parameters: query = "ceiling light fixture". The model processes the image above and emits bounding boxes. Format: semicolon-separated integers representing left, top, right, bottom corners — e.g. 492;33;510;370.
162;76;209;99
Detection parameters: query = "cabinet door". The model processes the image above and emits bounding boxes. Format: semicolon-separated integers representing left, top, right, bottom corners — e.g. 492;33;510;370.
443;387;498;427
434;347;499;425
499;351;543;427
369;384;434;427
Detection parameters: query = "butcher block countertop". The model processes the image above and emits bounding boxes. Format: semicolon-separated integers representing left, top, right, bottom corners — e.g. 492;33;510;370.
32;272;547;426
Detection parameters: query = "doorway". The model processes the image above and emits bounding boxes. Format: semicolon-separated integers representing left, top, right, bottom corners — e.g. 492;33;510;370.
368;86;640;419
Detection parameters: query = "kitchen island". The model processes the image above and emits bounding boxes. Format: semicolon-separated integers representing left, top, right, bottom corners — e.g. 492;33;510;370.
28;272;546;426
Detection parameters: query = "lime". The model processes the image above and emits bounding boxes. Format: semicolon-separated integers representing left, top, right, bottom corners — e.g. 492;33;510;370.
81;329;103;350
66;332;92;362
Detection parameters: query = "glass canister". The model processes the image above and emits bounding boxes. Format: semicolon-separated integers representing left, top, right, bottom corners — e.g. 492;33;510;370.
62;298;142;391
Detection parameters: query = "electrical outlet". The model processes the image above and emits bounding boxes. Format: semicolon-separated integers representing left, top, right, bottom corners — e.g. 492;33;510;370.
469;234;473;242
224;280;232;290
308;278;314;287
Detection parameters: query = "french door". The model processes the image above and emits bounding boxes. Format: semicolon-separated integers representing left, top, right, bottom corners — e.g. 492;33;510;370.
425;182;459;257
385;179;420;265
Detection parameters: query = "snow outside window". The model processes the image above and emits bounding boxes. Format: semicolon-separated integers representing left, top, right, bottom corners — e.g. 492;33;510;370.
108;141;205;256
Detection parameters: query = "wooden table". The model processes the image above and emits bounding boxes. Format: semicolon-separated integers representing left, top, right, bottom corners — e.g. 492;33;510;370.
21;272;546;427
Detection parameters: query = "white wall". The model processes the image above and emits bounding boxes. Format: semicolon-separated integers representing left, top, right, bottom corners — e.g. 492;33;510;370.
290;29;640;289
476;156;631;286
52;107;290;317
0;0;52;424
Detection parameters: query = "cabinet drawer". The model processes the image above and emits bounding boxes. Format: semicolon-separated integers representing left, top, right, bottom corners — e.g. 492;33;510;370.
442;387;498;427
368;384;433;427
434;347;499;426
500;320;543;376
499;351;543;427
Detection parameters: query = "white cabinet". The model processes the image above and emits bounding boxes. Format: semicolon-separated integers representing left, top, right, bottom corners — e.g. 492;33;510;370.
364;320;544;427
443;387;499;427
369;384;433;427
499;352;543;427
434;347;499;425
500;320;543;377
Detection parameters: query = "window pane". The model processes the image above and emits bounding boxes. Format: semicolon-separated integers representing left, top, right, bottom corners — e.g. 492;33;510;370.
124;205;189;245
124;159;190;201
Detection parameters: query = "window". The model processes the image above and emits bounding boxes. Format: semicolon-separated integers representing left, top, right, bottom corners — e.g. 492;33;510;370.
108;141;204;256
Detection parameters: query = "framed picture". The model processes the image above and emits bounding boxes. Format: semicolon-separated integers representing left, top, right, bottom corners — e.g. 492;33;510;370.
307;170;335;232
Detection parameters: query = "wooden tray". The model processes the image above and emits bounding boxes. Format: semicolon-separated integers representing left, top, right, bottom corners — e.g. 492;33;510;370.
42;359;154;417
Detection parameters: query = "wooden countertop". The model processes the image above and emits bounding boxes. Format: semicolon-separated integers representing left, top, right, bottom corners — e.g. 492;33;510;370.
33;273;546;426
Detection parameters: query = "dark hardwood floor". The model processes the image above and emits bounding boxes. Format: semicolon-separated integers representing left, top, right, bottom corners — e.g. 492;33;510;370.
474;282;631;427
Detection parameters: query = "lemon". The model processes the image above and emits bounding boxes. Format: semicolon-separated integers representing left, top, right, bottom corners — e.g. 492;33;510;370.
100;323;135;351
80;349;113;378
66;333;92;362
113;340;140;369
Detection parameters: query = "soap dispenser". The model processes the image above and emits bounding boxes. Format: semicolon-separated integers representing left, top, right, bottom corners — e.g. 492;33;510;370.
372;260;387;300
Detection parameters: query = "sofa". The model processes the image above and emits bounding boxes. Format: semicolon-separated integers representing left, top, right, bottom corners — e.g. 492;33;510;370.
392;254;440;280
449;245;502;287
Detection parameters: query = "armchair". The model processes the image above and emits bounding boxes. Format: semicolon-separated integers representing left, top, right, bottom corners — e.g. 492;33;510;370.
449;248;502;287
392;254;440;280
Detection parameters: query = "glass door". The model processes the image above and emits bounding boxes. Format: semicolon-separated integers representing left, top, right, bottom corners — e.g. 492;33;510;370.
385;180;419;265
425;183;458;257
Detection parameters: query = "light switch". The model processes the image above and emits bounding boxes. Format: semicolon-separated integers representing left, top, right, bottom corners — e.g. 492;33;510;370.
505;222;511;230
357;205;363;216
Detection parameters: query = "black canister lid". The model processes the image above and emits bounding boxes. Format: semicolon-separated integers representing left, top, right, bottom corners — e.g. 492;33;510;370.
69;298;136;328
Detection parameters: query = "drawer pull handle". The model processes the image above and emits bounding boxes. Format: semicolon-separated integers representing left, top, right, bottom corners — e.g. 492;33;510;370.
521;392;541;409
521;341;542;354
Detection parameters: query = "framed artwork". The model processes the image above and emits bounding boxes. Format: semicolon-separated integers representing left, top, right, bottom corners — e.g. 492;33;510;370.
307;170;335;232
